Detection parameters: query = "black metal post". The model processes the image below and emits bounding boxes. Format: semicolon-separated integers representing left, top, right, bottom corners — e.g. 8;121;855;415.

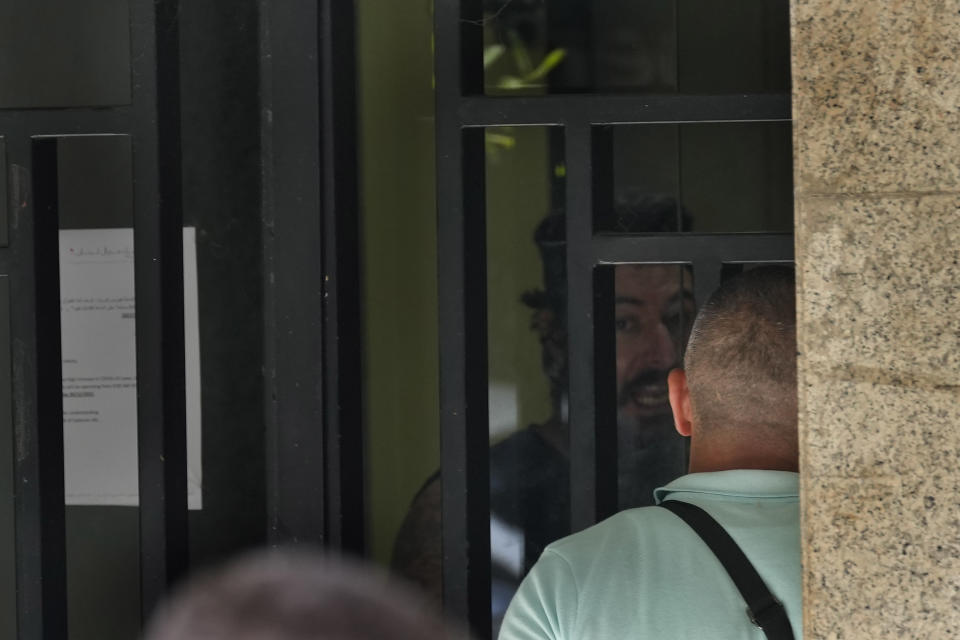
319;0;365;552
260;0;326;546
436;0;491;633
9;137;68;640
132;0;189;619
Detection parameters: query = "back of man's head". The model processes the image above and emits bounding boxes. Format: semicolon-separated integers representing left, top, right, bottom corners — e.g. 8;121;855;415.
143;550;466;640
683;266;797;442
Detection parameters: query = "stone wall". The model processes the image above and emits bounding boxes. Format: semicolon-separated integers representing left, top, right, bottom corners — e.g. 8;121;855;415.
792;1;960;637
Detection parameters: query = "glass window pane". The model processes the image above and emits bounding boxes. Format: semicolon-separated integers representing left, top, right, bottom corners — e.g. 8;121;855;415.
58;136;133;230
486;126;567;635
55;135;141;639
598;122;793;233
360;0;442;612
599;263;693;510
0;0;132;109
482;0;789;95
65;507;141;639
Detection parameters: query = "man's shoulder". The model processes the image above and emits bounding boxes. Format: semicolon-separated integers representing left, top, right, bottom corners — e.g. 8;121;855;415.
503;477;803;640
541;470;801;570
542;505;680;566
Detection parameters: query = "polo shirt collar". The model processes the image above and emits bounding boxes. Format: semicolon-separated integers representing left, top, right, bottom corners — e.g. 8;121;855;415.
654;470;799;504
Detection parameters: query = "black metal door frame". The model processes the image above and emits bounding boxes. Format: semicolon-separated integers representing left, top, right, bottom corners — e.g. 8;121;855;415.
259;0;365;552
1;0;365;636
434;0;794;634
0;0;187;636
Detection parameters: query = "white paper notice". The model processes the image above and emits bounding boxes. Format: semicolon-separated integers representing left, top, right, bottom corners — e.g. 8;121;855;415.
60;228;203;510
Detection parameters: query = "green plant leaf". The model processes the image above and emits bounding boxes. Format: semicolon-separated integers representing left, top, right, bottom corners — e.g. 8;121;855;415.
483;44;506;69
524;48;567;82
485;132;517;149
497;75;527;89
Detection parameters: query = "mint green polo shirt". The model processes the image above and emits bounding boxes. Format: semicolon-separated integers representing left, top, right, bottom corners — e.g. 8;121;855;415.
498;470;801;640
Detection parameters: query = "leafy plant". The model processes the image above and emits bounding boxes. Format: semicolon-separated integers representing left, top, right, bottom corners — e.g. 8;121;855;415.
483;33;566;159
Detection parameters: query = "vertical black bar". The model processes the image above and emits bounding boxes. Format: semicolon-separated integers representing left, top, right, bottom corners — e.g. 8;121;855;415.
319;0;364;552
437;0;490;633
0;138;7;247
676;125;685;230
460;0;484;96
591;125;613;232
260;0;325;545
132;0;189;619
566;123;608;532
591;265;617;515
584;0;597;92
11;137;67;640
0;275;15;640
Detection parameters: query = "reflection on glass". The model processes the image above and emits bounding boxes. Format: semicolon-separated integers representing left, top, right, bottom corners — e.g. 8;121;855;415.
484;126;567;635
600;122;793;233
388;127;562;637
611;264;694;510
482;0;789;95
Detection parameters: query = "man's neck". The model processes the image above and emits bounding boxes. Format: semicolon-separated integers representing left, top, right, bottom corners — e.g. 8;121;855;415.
687;439;798;473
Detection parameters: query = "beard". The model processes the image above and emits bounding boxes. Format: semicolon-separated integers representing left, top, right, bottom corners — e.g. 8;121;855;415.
615;398;688;509
616;368;674;424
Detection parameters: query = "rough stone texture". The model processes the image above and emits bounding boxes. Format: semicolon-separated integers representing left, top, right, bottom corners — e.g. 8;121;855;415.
804;476;960;639
792;1;960;638
797;196;960;386
792;1;960;194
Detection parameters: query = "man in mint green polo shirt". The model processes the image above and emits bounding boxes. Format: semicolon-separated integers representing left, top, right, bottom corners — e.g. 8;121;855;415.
499;266;801;639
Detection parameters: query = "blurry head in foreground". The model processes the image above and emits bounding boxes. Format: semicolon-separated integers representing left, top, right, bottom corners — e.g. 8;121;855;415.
143;550;468;640
668;265;798;473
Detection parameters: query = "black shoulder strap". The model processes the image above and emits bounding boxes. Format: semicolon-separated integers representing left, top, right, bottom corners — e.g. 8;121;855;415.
659;500;795;640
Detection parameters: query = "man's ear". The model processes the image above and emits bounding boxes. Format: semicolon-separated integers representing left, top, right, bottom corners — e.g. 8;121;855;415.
667;368;693;437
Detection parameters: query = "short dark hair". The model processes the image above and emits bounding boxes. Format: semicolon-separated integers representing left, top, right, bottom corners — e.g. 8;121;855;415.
143;550;466;640
683;266;797;434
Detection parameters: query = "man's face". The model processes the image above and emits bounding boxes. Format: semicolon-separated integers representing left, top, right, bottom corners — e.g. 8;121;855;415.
614;264;695;427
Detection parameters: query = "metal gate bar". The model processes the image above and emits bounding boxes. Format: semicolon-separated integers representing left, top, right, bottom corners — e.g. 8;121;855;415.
258;0;364;551
131;0;189;620
260;0;326;546
10;137;69;640
319;0;365;552
435;0;492;635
